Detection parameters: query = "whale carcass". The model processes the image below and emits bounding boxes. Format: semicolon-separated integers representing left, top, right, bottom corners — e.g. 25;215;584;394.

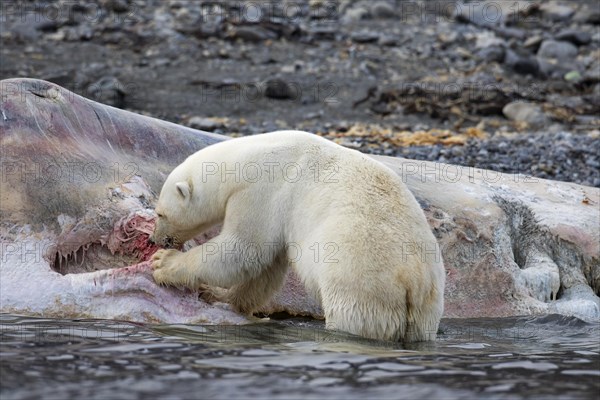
1;79;598;324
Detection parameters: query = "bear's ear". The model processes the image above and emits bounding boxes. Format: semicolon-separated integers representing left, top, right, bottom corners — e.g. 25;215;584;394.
175;181;191;199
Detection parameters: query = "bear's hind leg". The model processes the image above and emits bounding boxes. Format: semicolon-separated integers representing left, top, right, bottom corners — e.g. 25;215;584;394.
321;286;408;342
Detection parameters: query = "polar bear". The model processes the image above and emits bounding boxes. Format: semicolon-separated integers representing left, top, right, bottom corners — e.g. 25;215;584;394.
150;130;445;342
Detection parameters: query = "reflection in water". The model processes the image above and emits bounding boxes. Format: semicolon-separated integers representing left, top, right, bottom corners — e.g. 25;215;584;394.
0;314;598;399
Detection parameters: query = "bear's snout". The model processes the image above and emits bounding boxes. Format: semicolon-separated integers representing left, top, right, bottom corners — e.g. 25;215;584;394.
148;234;174;249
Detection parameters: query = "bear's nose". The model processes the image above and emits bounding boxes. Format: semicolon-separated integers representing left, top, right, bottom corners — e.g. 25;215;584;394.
164;237;174;249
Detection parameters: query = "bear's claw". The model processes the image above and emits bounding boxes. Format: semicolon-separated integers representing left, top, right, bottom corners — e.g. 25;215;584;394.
151;248;183;287
151;249;170;269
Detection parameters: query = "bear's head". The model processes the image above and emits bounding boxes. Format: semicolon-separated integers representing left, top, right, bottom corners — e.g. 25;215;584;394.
150;163;221;249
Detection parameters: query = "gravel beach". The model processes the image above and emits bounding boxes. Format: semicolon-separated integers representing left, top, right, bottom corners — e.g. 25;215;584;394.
1;0;598;186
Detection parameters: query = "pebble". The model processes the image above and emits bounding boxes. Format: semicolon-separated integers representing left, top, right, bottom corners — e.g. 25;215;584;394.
494;27;526;41
503;102;549;126
108;0;132;13
524;35;544;49
565;71;583;83
228;26;276;42
351;31;380;44
341;6;369;23
378;35;399;46
371;2;396;19
475;32;505;49
584;61;600;82
477;46;505;63
537;40;579;61
264;78;298;100
87;76;126;109
454;1;527;27
504;49;540;76
187;117;225;132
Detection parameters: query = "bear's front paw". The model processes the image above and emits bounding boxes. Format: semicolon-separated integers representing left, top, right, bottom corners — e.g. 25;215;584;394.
151;249;178;270
151;249;182;287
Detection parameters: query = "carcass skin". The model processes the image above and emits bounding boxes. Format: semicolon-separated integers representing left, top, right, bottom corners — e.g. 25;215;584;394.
0;79;598;324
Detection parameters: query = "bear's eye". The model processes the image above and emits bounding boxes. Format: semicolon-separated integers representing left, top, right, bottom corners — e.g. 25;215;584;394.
156;212;165;218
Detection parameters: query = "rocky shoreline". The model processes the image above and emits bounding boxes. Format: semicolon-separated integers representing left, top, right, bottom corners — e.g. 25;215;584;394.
1;0;598;186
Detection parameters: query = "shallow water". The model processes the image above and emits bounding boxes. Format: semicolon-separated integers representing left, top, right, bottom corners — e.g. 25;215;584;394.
0;314;598;400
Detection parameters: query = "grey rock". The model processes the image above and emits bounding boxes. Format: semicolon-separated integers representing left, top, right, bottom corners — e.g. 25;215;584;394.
537;40;578;61
585;158;600;168
35;20;61;33
177;21;220;39
454;1;530;27
107;0;132;13
494;27;526;40
573;7;600;24
228;26;277;42
378;35;399;46
264;78;298;100
66;25;94;41
504;49;540;76
42;72;77;88
341;6;369;23
503;101;549;126
351;31;380;44
475;31;505;49
537;58;572;79
524;35;544;49
555;29;592;46
187;117;225;132
550;95;584;109
539;1;575;22
476;45;505;63
12;22;41;42
371;1;396;19
87;76;126;108
587;11;600;25
584;61;600;83
10;12;59;41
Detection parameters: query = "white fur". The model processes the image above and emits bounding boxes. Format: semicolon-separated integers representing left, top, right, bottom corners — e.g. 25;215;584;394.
150;131;445;342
